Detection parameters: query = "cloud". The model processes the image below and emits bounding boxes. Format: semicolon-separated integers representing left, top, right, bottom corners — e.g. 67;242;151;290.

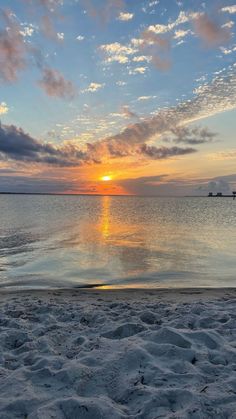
26;0;63;13
196;178;233;195
222;20;235;29
118;173;236;196
147;10;197;35
0;123;87;166
116;80;127;86
19;23;36;38
76;35;85;41
0;9;28;83
221;5;236;14
121;106;139;119
117;12;134;21
83;82;104;92
139;29;171;71
174;29;191;39
100;41;137;64
57;32;64;41
220;45;236;54
129;66;147;74
210;149;236;160
137;96;156;100
139;144;196;159
41;14;57;39
0;174;78;194
83;0;125;24
38;68;76;99
132;55;151;62
0;102;8;114
162;126;216;145
1;65;235;167
193;13;231;46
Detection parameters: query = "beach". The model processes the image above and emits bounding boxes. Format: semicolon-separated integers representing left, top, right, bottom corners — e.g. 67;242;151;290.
0;288;236;418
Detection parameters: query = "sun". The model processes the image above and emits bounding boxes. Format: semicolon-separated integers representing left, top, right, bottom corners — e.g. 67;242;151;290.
101;175;112;181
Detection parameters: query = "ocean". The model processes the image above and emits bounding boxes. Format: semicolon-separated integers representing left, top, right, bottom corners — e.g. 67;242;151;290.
0;194;235;290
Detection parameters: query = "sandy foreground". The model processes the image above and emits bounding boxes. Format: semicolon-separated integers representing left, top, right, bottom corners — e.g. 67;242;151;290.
0;288;236;419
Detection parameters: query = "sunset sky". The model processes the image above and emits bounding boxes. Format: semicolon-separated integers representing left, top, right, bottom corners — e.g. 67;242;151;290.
0;0;236;195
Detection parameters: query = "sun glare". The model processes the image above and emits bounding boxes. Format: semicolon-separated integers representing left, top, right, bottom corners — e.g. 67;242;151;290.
101;175;112;181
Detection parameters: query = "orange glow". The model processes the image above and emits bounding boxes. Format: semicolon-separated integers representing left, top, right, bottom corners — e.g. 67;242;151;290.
101;175;112;181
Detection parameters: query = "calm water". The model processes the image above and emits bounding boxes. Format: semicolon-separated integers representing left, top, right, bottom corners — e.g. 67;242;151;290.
0;195;236;290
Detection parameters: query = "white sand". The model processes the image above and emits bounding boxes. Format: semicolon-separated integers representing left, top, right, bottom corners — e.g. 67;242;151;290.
0;288;236;418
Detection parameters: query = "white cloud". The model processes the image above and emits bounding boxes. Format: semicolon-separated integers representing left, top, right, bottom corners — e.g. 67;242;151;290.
222;20;235;28
83;82;104;92
107;55;129;64
220;45;236;54
133;55;151;62
76;35;85;41
221;5;236;14
100;42;137;56
116;80;127;86
100;42;137;65
174;29;191;39
117;12;134;21
148;11;201;35
129;67;147;75
57;32;64;40
137;96;157;100
0;102;8;115
19;24;35;37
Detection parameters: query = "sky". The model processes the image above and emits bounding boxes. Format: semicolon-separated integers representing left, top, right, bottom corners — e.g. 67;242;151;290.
0;0;236;195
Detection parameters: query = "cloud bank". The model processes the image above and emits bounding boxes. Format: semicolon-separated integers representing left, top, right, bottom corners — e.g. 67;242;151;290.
0;64;235;166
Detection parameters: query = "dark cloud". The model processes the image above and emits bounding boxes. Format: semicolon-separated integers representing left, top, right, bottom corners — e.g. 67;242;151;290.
162;126;216;145
140;144;196;159
38;67;77;99
0;124;85;165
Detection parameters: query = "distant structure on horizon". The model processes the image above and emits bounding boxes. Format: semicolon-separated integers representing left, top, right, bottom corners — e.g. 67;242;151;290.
208;191;236;199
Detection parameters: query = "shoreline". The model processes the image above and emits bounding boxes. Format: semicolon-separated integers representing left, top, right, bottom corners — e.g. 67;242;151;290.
1;286;236;300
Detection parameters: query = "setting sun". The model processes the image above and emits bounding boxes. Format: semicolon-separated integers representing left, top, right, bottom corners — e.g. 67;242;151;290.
101;176;112;181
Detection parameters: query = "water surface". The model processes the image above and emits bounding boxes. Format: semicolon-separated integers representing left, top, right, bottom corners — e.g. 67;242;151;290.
0;195;235;289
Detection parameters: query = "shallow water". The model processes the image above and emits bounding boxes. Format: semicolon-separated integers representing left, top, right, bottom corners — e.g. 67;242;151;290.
0;194;235;289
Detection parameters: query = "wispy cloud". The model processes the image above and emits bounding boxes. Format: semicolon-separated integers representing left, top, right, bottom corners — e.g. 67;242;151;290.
137;96;157;100
38;68;76;99
26;0;63;13
83;0;125;24
0;9;28;83
193;13;231;46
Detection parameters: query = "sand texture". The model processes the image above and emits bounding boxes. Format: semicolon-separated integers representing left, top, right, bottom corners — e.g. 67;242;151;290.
0;288;236;418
